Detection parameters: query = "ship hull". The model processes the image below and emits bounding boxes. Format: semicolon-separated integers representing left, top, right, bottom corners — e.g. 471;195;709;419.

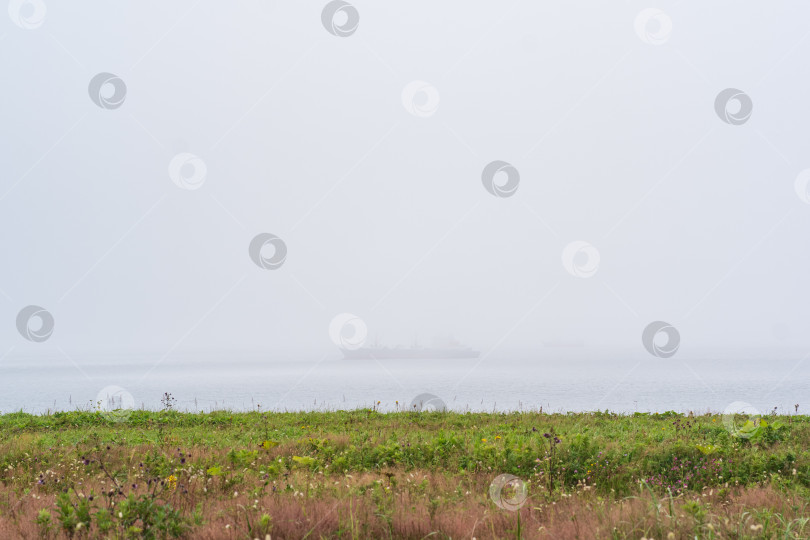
342;348;479;360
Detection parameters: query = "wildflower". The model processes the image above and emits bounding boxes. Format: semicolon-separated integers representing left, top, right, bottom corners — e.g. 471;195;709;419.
495;436;501;440
165;474;178;491
481;438;487;442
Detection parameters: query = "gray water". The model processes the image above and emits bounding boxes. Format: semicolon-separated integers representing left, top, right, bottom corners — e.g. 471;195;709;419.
2;349;807;415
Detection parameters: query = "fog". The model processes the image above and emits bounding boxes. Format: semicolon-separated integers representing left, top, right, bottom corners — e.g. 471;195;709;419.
3;1;810;367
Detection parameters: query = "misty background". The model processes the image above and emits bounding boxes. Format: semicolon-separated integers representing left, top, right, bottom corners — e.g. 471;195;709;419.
2;2;810;412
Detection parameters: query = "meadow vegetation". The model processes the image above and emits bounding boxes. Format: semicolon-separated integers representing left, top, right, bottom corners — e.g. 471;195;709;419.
0;404;808;538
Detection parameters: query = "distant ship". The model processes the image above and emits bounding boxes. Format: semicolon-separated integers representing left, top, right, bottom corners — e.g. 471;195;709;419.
541;338;585;348
342;336;479;360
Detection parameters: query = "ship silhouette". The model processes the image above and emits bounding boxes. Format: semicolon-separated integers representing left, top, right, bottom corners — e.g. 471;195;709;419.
341;335;479;360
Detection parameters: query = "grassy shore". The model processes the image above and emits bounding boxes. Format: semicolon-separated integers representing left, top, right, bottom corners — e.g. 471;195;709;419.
0;408;808;539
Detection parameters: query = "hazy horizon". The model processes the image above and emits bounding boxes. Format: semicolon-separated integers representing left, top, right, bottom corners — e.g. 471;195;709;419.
3;2;810;413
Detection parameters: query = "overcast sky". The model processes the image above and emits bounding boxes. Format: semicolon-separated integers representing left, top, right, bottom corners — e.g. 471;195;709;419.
2;1;810;359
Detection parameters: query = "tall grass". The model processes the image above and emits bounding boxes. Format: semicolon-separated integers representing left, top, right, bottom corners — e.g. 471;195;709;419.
0;409;807;538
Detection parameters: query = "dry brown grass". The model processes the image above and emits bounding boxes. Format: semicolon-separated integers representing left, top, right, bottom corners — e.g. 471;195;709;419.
0;463;806;539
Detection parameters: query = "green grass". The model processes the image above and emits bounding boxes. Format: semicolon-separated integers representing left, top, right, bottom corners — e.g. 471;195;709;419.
0;408;808;538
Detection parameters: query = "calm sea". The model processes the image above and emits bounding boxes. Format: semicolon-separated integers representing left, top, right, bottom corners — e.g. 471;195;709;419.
1;349;807;416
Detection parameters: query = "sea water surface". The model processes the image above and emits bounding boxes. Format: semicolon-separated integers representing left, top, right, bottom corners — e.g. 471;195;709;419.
1;349;807;415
